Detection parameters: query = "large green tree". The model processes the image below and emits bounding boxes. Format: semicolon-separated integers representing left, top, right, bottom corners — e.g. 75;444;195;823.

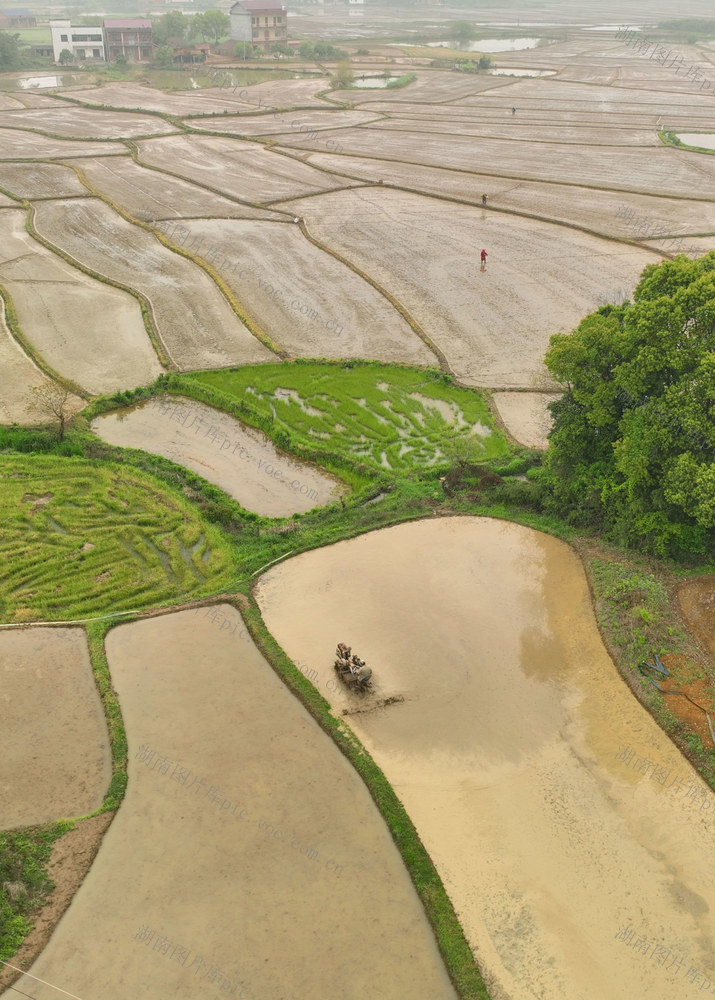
0;30;21;70
543;253;715;557
200;10;230;44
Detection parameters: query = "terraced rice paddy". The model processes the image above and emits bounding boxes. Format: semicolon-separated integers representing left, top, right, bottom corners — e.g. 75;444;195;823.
32;198;273;371
1;18;714;1000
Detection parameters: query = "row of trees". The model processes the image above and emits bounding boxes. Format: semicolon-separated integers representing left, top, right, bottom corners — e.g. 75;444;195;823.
152;9;230;47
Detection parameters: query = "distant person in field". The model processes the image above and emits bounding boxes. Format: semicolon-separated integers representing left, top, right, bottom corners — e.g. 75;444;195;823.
482;193;488;206
480;248;488;268
512;106;517;115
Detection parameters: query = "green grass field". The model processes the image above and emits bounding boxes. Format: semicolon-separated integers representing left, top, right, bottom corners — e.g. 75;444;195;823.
188;362;511;474
0;453;233;623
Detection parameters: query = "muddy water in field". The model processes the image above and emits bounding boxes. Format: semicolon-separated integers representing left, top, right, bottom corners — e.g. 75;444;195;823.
255;517;715;1000
2;607;458;1000
92;395;343;516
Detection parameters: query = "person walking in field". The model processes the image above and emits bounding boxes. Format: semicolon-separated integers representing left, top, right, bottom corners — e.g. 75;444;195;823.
512;106;517;115
480;248;488;269
482;193;488;206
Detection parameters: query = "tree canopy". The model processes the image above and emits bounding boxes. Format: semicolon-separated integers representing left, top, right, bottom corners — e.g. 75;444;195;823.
0;30;21;70
543;253;715;558
152;11;187;45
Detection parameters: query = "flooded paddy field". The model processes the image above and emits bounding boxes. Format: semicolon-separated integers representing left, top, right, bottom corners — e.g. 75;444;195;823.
0;162;89;199
72;156;291;222
0;313;83;424
136;133;354;204
306;151;715;241
255;517;715;1000
187;107;382;137
0;106;177;140
0;627;110;828
164;218;433;364
0;209;161;393
1;608;458;1000
277;127;715;199
285;186;652;388
32;198;273;371
92;396;342;516
0;129;122;159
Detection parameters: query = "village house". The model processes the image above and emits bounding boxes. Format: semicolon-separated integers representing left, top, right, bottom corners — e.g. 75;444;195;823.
103;19;153;63
229;0;287;51
50;19;105;62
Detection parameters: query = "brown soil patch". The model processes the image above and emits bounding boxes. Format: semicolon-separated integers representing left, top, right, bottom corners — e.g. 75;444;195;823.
654;653;715;749
0;813;114;996
21;492;53;509
678;576;715;662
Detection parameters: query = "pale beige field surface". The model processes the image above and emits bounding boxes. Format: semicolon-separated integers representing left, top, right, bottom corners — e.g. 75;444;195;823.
0;194;16;206
276;128;715;198
0;162;88;199
0;209;161;393
187;107;382;136
71;156;286;222
358;99;715;130
287;187;652;388
69;77;329;116
92;396;342;516
366;118;661;145
173;218;435;364
492;391;559;449
33;199;273;371
0;106;177;139
218;75;331;108
0;129;122;159
306;152;715;238
255;516;715;1000
9;93;68;109
68;81;257;115
0;299;84;424
0;92;24;110
647;237;715;257
136;133;354;203
2;607;458;1000
0;627;111;829
330;70;512;104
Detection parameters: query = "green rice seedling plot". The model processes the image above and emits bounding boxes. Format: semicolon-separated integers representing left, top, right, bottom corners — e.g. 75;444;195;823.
0;454;232;623
190;363;511;473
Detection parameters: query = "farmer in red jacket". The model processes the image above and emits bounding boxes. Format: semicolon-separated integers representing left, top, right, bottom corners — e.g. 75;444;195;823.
480;248;488;266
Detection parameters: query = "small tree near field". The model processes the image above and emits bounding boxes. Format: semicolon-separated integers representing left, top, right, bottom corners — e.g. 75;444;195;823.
58;49;74;64
28;383;74;440
449;21;477;42
333;59;353;88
